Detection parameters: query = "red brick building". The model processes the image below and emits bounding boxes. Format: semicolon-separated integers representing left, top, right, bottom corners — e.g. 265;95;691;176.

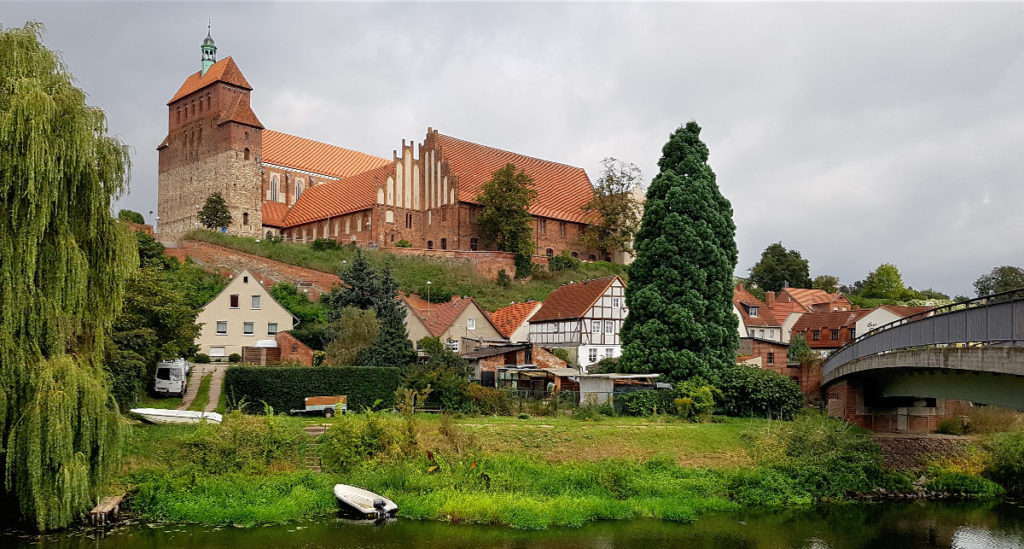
790;310;870;357
158;33;608;266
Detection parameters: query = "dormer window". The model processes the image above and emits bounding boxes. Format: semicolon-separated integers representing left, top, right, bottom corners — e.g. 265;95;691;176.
749;307;758;317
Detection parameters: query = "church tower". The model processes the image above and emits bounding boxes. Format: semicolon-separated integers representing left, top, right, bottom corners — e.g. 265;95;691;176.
156;30;264;240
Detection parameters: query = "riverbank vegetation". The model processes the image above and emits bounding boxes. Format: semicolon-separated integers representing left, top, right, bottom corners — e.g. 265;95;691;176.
114;411;1014;529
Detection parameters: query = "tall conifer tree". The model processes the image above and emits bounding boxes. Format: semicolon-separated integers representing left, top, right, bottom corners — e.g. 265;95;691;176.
618;122;738;381
0;23;135;529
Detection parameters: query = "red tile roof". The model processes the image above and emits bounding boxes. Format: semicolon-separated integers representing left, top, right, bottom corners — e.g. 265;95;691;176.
734;285;780;327
281;163;392;227
879;305;933;319
436;134;596;224
777;288;851;313
791;310;870;333
530;276;622;323
168;57;252;104
261;201;289;227
219;92;263;129
262;130;389;179
488;302;542;338
403;293;500;338
767;300;805;325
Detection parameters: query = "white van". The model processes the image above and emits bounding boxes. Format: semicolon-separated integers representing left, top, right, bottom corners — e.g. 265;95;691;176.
154;358;191;396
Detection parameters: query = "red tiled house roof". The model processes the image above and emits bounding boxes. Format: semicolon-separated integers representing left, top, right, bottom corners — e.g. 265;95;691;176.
734;285;781;328
879;305;933;319
220;92;263;129
489;301;542;338
262;130;390;179
530;276;622;323
168;56;252;104
777;287;851;313
791;310;870;349
403;293;502;338
261;201;289;228
282;163;393;227
435;133;596;224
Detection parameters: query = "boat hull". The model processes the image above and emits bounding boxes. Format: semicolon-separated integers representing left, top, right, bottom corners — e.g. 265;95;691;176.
129;408;223;424
333;484;398;519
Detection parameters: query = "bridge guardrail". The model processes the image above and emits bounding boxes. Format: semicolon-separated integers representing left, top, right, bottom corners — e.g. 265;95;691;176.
822;288;1024;382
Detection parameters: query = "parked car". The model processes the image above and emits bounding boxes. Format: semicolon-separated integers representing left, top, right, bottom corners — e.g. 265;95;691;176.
154;358;191;396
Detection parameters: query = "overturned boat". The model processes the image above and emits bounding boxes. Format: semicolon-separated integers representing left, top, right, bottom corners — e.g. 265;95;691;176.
129;408;223;425
333;484;398;519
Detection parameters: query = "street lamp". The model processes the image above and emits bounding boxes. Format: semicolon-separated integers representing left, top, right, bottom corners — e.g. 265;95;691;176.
426;280;431;318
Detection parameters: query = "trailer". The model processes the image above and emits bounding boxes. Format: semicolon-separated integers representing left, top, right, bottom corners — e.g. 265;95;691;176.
290;395;347;418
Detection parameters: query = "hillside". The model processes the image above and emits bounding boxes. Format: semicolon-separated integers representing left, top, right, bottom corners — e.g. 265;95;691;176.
184;231;627;311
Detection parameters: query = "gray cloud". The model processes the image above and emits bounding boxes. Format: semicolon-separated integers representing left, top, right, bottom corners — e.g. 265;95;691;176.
4;2;1023;297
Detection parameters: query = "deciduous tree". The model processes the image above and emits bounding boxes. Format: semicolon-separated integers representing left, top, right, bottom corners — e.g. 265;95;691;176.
812;275;840;294
974;266;1024;297
117;208;145;224
0;23;135;529
198;191;232;229
324;307;380;367
748;242;811;292
861;263;905;300
580;157;644;259
618;121;738;382
476;163;537;278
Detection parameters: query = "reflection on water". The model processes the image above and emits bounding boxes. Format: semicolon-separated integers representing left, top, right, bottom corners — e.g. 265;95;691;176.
3;501;1023;548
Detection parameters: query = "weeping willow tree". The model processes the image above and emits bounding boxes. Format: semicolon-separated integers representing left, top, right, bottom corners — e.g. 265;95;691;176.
0;23;136;530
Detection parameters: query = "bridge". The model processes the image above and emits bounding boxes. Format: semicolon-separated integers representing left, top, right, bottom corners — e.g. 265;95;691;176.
820;289;1024;431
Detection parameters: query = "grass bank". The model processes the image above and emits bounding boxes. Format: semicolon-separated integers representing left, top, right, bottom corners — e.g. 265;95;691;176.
185;231;626;311
114;412;1009;529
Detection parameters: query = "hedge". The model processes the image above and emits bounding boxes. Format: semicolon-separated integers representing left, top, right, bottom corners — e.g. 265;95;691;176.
223;366;404;413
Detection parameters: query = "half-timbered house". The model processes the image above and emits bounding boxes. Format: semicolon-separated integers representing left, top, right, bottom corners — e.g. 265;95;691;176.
527;276;627;372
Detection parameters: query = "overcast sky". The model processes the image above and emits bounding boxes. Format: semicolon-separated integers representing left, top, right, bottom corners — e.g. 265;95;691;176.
4;2;1023;297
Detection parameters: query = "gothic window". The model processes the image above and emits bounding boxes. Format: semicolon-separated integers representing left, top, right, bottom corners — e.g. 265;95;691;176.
539;219;546;234
427;240;433;250
191;101;195;116
470;238;478;251
270;175;279;202
571;251;579;258
546;248;554;257
589;254;597;261
244;148;250;160
559;222;566;238
176;108;181;124
295;181;304;200
441;238;447;250
242;212;249;225
206;95;211;110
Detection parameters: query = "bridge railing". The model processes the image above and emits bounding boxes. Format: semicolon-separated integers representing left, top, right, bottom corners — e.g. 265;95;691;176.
822;288;1024;380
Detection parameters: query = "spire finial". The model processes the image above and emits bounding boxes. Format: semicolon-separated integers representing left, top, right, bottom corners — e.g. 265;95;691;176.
200;23;217;76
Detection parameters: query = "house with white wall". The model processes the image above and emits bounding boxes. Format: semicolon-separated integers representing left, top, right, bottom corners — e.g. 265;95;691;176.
528;276;627;372
734;284;783;342
403;294;504;352
195;270;297;359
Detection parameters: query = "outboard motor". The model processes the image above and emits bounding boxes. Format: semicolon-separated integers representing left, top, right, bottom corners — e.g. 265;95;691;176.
372;498;387;520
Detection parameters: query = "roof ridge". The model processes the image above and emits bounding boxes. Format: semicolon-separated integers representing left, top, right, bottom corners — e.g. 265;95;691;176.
438;133;586;172
263;129;390;164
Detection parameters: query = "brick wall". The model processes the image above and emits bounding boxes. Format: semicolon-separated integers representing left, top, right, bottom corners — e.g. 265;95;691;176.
534;346;568;369
276;332;314;366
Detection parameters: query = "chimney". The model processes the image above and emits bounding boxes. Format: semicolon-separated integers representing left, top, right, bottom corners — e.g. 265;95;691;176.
766;291;776;306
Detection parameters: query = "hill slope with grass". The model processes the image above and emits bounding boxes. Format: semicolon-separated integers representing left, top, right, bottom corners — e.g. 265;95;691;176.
185;231;626;311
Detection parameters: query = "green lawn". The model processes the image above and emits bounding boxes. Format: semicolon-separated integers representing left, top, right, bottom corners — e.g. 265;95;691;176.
188;373;213;411
135;394;182;410
186;230;626;311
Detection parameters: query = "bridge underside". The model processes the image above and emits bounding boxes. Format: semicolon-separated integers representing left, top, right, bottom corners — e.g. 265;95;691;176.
823;347;1024;431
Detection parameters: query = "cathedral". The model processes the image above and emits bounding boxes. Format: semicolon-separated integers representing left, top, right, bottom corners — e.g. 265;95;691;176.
158;32;609;261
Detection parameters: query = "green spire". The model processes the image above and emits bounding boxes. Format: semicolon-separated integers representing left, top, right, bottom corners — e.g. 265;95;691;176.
201;22;217;76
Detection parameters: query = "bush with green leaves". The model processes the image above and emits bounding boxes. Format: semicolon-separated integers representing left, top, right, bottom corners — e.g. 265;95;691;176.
228;353;242;363
548;251;582;272
716;365;804;420
466;384;517;415
311;238;339;251
319;413;405;473
223;366;404;413
618;389;675;416
396;239;412;248
674;379;718;422
181;412;307;474
404;337;473;411
194;353;211;364
986;429;1024;495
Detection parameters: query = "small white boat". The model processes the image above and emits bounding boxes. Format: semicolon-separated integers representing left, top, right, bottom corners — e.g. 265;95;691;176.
333;484;398;519
129;408;223;425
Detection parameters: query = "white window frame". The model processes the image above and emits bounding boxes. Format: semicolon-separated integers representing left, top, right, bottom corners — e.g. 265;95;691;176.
467;318;476;331
605;348;614;358
268;322;278;335
445;339;459;352
759;329;765;338
251;295;261;310
243;322;254;336
216;321;228;335
588;348;598;362
592;321;601;334
604;320;614;335
612;297;620;308
209;346;225;357
750;307;758;317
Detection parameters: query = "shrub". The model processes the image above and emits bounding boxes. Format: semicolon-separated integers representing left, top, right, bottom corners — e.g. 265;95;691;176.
548;251;581;272
589;357;619;373
514;253;533;279
926;471;1003;497
223;366;404;413
986;429;1024;495
716;365;804;420
466;384;516;415
936;418;965;435
194;353;211;364
618;389;675;416
748;413;882;499
310;238;339;251
396;239;412;248
674;379;718;422
966;405;1024;434
550;348;571;363
228;353;242;363
496;269;512;288
181;412;307;474
319;413;405;473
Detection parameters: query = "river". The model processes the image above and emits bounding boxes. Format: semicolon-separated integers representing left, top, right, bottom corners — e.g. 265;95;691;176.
4;501;1023;548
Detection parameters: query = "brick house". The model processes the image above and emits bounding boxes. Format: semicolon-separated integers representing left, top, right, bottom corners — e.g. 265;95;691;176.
737;337;821;401
158;34;610;265
527;276;627;372
790;310;871;358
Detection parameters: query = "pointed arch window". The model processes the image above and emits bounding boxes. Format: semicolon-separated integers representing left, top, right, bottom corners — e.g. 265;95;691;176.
244;148;250;160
